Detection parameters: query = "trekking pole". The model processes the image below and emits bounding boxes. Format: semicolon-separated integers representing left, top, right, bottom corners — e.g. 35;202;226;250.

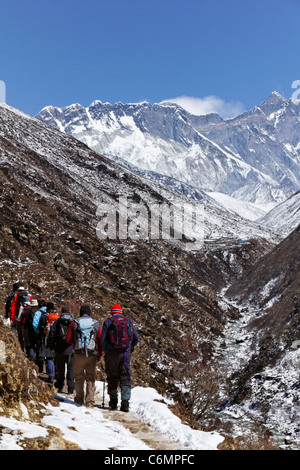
102;378;105;408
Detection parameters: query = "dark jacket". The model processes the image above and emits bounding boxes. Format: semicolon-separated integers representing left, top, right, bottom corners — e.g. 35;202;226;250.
48;313;74;355
100;313;139;354
5;289;18;318
37;311;57;359
23;305;39;341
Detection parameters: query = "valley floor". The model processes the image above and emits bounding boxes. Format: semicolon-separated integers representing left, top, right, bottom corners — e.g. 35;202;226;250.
214;292;300;450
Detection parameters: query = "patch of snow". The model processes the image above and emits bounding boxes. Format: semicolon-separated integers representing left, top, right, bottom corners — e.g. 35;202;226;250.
0;384;224;451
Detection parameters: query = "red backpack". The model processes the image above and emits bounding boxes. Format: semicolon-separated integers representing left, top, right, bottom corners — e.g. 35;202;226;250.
108;315;133;350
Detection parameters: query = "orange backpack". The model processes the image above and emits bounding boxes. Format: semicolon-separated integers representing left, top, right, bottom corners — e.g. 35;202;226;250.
44;311;60;336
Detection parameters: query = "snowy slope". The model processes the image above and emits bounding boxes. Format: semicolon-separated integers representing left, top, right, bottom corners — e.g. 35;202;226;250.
258;190;300;236
214;295;300;448
37;101;275;197
36;93;300;208
0;101;279;244
0;384;224;451
207;192;267;221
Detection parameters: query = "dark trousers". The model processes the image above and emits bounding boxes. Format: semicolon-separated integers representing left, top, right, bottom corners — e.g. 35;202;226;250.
55;353;74;391
15;321;24;351
104;350;131;402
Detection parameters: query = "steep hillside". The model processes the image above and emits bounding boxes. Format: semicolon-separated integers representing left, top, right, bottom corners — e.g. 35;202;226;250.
227;223;300;320
221;224;300;445
258;190;300;237
0;101;263;402
2;101;297;447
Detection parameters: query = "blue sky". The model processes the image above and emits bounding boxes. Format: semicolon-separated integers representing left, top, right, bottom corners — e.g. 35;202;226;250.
1;0;300;118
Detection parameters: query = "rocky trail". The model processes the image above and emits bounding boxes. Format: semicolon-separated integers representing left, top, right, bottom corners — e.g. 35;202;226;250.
94;398;184;450
51;387;186;451
54;382;184;451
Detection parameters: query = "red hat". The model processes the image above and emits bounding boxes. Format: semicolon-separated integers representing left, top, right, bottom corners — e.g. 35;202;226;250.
111;304;122;314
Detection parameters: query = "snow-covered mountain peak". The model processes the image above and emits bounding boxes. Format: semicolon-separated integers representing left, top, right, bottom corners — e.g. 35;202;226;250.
36;93;300;237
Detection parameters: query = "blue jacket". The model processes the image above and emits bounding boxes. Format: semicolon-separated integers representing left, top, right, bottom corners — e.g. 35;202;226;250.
32;306;47;334
100;314;139;354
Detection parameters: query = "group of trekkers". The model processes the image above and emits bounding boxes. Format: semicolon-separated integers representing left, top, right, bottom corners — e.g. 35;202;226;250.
5;281;139;412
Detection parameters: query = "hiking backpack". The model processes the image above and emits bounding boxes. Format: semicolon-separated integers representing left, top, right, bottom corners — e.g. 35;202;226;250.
22;304;34;326
108;315;133;350
5;290;17;318
74;317;97;356
57;312;74;342
44;311;60;338
15;291;31;322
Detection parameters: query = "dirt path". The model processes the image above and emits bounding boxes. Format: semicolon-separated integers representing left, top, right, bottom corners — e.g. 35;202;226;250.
94;395;184;450
54;386;184;450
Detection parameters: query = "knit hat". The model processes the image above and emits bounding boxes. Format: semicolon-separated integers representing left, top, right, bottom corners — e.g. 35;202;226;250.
46;302;55;312
61;305;70;313
111;304;122;314
80;305;92;317
13;282;20;290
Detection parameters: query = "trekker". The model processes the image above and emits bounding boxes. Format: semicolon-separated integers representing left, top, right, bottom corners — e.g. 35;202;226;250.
10;286;32;351
100;304;139;412
5;281;20;319
38;302;59;384
48;306;75;394
66;305;102;407
32;300;47;373
22;299;39;362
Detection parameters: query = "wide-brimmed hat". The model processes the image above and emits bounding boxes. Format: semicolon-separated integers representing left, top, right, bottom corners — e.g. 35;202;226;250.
30;299;39;306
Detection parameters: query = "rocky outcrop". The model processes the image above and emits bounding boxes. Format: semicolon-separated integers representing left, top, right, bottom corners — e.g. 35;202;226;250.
0;319;57;422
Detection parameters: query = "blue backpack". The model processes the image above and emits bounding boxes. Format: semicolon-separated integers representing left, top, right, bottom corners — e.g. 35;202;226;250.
74;317;97;356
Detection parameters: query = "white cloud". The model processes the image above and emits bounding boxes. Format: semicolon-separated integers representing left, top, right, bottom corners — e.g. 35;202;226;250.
161;95;245;119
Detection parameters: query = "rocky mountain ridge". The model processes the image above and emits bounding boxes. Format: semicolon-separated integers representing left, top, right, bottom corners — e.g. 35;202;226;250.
36;92;300;213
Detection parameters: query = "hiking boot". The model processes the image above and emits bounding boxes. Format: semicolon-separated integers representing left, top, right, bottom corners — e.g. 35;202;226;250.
120;400;129;412
75;398;84;406
55;382;63;393
109;399;118;410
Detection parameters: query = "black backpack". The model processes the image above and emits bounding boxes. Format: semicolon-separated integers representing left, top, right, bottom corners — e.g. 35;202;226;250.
5;290;16;318
15;291;31;322
23;306;38;328
57;312;74;342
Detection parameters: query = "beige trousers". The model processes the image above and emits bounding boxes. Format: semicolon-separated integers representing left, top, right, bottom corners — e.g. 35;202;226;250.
73;354;97;405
